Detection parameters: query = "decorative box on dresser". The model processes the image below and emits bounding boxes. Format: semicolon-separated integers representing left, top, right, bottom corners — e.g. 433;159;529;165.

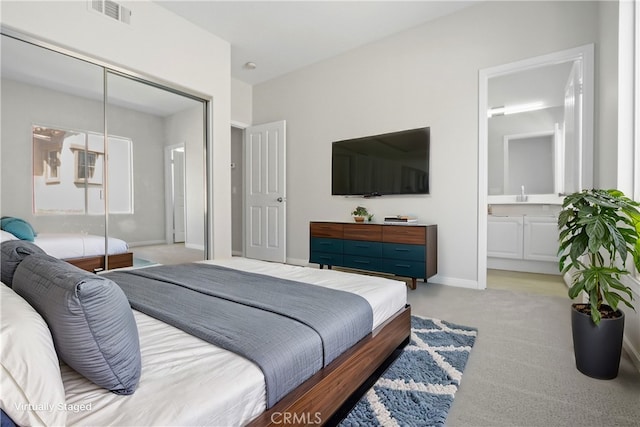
309;221;437;289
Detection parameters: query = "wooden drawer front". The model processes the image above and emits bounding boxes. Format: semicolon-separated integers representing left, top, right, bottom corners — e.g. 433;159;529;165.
383;226;426;245
343;255;382;271
344;224;383;241
310;222;343;238
311;237;343;254
109;253;133;269
382;259;426;279
344;240;383;258
310;252;343;266
383;243;425;262
66;256;104;272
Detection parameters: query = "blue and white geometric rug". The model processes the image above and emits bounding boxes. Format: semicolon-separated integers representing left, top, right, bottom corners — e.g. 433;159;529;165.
340;315;478;427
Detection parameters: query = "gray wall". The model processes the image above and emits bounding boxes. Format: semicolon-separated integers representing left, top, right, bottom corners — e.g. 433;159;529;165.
231;127;244;254
252;1;608;286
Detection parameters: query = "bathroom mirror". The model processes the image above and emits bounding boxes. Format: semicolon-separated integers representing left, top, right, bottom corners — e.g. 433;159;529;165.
482;44;594;204
502;128;558;196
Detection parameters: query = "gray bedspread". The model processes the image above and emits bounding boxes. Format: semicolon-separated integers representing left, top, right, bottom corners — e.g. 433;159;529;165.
103;263;373;408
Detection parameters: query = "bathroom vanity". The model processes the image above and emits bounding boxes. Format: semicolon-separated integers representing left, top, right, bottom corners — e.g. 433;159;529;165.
487;204;561;275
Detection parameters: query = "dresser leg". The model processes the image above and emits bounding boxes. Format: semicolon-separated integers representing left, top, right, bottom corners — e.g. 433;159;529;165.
411;278;417;290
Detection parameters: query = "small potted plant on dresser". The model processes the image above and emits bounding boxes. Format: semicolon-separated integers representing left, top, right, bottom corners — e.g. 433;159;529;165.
558;189;639;379
351;206;372;223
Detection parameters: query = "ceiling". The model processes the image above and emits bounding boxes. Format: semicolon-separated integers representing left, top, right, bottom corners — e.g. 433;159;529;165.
154;1;478;85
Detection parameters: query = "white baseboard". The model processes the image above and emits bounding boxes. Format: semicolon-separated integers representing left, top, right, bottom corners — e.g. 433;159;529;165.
623;336;640;373
286;257;310;267
488;258;561;275
426;275;480;289
185;242;205;251
128;240;166;247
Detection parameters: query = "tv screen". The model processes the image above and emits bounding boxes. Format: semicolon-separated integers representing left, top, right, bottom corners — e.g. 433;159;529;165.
331;127;430;196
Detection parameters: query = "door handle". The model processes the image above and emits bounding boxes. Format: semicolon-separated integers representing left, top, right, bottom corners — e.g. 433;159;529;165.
276;197;284;203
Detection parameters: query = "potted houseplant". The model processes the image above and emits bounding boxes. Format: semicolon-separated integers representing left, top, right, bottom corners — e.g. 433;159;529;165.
351;206;372;223
558;189;639;379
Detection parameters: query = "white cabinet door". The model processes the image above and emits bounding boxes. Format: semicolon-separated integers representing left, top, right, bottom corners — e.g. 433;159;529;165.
523;216;559;262
487;216;524;259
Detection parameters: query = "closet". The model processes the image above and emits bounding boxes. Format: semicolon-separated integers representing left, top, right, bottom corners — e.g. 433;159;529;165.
1;34;208;268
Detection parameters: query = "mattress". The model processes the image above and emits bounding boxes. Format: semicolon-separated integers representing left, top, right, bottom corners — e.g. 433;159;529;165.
32;233;129;259
63;258;407;426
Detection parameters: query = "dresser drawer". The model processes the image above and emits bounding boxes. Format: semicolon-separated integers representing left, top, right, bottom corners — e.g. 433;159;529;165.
310;222;344;238
310;252;343;266
344;240;383;257
343;255;382;271
344;224;382;241
311;237;343;254
383;243;425;262
382;259;426;279
383;226;426;245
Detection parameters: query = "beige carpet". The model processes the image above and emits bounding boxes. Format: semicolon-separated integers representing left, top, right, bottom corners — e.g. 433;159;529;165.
487;269;568;298
408;280;640;427
130;243;204;266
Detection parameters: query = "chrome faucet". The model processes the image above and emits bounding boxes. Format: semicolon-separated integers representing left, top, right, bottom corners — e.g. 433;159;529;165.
516;185;528;202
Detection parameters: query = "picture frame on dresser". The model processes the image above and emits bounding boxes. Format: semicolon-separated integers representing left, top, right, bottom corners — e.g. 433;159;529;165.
309;221;437;289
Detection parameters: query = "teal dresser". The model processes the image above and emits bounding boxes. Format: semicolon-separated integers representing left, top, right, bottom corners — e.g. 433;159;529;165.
309;221;437;289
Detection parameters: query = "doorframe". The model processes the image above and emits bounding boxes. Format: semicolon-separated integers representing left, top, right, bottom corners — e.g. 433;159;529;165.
478;44;594;290
164;142;186;244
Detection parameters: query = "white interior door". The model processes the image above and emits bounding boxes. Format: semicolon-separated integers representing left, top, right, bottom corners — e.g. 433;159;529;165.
165;144;186;244
172;148;186;243
244;120;286;262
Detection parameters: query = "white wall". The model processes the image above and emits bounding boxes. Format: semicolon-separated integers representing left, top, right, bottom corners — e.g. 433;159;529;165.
253;1;603;286
615;0;640;371
596;0;620;188
1;0;233;258
231;78;252;126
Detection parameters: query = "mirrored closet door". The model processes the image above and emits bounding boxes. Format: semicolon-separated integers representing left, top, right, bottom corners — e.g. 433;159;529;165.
1;34;208;270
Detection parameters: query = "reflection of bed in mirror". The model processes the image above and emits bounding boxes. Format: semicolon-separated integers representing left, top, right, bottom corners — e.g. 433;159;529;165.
1;230;133;272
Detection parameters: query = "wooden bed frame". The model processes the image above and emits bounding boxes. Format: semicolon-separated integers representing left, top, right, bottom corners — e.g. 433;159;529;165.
65;252;134;272
247;304;411;427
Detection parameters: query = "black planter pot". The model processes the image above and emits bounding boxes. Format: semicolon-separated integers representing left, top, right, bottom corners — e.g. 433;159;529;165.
571;304;625;379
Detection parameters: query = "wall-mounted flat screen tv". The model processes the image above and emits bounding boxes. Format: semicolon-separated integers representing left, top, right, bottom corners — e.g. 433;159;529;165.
332;127;430;196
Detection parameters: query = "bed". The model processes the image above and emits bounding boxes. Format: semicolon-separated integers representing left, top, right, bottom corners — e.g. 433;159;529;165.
1;229;133;271
1;256;410;426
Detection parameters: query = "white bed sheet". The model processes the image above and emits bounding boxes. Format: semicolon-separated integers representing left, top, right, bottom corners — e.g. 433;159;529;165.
64;258;407;426
33;233;129;259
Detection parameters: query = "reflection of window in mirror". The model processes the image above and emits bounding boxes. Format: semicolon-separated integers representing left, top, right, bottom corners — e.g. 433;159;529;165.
73;149;101;184
46;150;60;183
33;125;133;215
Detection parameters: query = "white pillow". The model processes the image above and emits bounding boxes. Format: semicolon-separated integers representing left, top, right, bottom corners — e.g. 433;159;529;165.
0;230;18;242
0;283;68;426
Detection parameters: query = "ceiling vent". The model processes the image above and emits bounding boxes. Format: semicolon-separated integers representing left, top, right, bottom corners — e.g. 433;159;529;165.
89;0;131;24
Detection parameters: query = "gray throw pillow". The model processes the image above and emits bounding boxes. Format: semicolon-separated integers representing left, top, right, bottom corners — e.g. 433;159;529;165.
12;254;141;395
0;240;46;286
